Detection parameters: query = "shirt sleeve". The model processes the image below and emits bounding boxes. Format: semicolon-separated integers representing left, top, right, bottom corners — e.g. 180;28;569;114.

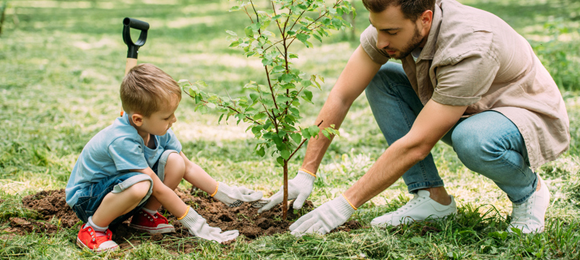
359;25;390;65
432;47;500;106
160;129;182;153
108;137;149;171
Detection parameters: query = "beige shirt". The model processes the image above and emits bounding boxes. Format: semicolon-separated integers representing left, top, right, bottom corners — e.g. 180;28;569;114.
360;0;569;169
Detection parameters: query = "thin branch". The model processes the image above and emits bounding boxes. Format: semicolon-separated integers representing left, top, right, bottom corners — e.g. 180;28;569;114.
287;120;324;161
281;86;304;116
249;0;260;24
264;65;280;110
286;0;345;49
183;87;262;125
261;102;275;123
272;108;280;134
243;6;254;23
271;1;285;37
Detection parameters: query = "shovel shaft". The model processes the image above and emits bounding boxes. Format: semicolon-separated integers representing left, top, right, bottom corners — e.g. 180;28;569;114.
125;58;138;76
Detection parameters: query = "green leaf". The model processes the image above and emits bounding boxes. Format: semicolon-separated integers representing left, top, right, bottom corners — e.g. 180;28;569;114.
313;34;322;42
322;129;330;139
291;133;302;143
289;53;299;59
243;81;257;89
262;58;273;66
308;125;320;137
301;127;311;139
254;112;267;120
251;125;263;135
303;89;313;103
276;156;285;166
280;73;294;84
296;34;309;45
218;114;224;124
244;26;254;37
277;95;292;103
289;107;300;116
281;149;290;160
249;93;259;102
229;40;240;47
272;135;284;148
226;30;238;36
256;146;265;157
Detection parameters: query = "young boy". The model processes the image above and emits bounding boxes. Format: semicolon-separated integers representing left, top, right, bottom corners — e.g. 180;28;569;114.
65;63;263;252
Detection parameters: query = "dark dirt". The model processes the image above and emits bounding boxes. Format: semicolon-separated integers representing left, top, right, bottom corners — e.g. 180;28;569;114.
2;188;362;252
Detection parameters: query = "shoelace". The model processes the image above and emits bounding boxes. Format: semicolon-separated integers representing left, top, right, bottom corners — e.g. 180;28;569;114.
511;197;534;223
395;194;425;213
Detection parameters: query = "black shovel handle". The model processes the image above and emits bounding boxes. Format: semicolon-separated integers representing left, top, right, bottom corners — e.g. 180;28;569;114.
123;17;149;59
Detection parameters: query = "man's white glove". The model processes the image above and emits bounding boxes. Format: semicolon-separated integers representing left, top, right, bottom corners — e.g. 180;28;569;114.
212;182;263;207
257;170;315;213
179;207;239;243
289;195;355;236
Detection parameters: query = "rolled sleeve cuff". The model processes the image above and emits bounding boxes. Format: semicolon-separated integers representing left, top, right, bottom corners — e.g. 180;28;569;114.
432;90;481;106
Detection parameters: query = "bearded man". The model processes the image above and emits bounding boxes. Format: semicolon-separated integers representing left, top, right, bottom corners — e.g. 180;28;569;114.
258;0;570;235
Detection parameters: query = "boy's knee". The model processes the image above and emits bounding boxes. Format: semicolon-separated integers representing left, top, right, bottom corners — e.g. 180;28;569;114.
125;180;152;200
166;152;186;177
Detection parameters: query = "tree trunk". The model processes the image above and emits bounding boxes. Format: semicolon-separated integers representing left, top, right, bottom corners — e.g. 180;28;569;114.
282;160;288;220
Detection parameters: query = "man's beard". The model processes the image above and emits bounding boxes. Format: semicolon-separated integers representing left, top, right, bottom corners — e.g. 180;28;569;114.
386;26;425;59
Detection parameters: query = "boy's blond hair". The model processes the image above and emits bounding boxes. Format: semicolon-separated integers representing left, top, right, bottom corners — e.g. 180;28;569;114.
121;64;182;117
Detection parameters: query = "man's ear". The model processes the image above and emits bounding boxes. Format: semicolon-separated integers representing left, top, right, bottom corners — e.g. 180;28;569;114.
418;10;433;34
421;10;433;26
132;113;144;127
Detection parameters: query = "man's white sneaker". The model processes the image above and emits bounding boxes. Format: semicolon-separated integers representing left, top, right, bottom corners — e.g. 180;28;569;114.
508;176;550;234
371;190;457;227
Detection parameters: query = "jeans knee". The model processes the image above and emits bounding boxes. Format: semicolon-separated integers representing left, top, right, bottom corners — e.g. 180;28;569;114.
365;64;406;105
452;125;500;172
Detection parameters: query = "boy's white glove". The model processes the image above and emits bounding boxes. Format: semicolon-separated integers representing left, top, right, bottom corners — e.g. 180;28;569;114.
179;208;239;243
257;170;315;213
289;195;355;236
212;182;263;207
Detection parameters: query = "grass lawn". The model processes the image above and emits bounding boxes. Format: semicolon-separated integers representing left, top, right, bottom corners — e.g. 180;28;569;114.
1;0;579;259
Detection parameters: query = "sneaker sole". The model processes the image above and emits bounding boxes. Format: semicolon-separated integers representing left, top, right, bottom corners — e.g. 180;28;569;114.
76;237;119;253
129;224;175;234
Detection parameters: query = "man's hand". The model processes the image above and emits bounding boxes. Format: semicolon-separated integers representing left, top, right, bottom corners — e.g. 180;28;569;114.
289;195;355;236
180;208;239;243
257;170;315;213
212;182;263;207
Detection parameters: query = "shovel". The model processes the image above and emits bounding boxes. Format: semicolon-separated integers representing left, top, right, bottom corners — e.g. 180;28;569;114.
123;17;149;75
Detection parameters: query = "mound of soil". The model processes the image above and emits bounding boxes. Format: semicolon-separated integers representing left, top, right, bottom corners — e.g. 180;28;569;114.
4;188;361;251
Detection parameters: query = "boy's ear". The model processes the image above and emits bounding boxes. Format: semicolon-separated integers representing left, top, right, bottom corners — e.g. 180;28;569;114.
131;113;144;127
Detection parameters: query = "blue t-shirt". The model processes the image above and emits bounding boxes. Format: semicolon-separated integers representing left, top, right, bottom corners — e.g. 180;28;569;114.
65;113;182;207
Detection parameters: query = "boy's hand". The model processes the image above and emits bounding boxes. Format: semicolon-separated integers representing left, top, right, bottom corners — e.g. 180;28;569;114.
257;170;314;213
212;182;263;207
180;208;239;243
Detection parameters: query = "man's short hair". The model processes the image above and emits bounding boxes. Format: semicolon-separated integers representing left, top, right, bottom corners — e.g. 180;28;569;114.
362;0;435;21
121;63;182;117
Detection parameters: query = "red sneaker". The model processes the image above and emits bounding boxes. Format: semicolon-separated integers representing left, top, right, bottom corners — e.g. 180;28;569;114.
129;210;175;234
76;224;119;252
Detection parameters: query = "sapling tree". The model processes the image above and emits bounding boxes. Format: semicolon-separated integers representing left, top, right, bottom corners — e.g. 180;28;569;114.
181;0;354;219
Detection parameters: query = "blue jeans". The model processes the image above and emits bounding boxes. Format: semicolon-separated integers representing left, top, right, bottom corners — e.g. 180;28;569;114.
71;150;177;224
365;62;537;204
